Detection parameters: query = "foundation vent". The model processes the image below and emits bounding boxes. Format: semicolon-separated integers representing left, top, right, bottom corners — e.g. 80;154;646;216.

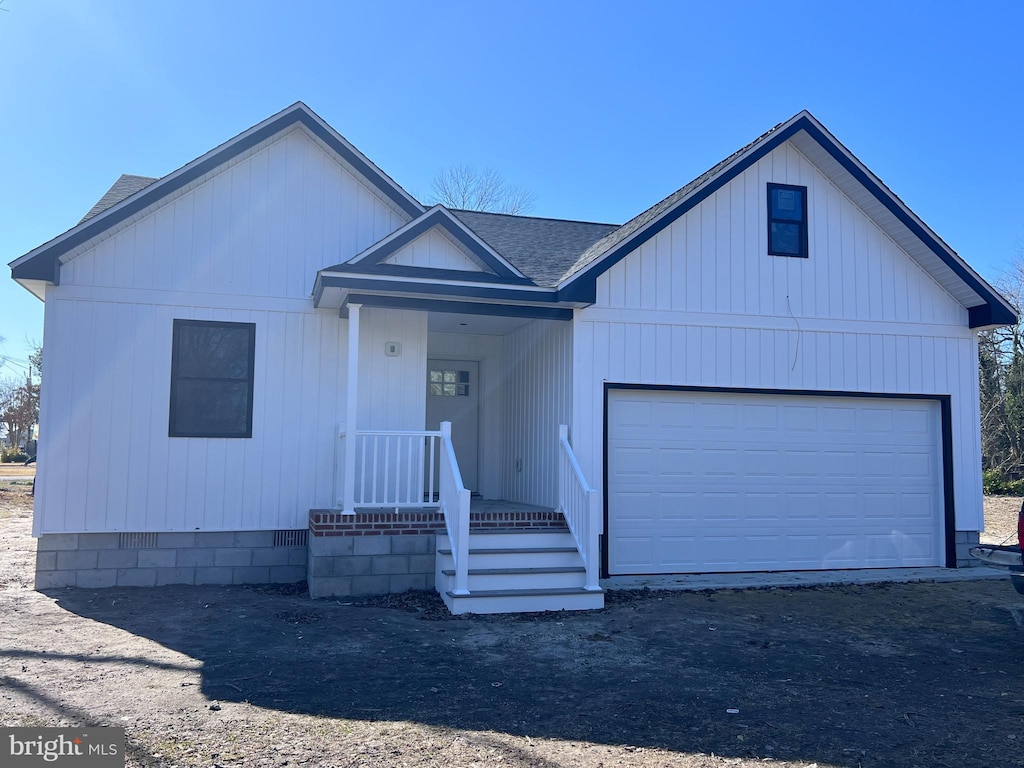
274;529;307;547
119;532;159;549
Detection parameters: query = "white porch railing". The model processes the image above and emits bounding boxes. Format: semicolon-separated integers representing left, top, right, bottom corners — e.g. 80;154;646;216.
438;421;471;595
336;424;441;508
334;421;470;594
557;424;601;591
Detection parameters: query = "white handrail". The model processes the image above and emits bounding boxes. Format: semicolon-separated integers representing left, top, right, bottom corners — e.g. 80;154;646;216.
558;424;601;591
438;421;471;595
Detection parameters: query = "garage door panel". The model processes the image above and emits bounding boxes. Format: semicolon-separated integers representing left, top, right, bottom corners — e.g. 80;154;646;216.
607;390;943;575
860;408;895;432
897;451;934;479
616;537;655;567
863;451;897;477
609;491;656;522
654;401;695;430
745;493;781;520
783;405;819;430
659;493;699;520
742;449;780;476
658;448;696;476
740;404;778;430
700;403;739;430
823;451;858;477
894;408;930;434
901;494;934;519
659;537;699;569
822;407;857;432
613;400;654;429
785;493;820;521
822;493;860;522
782;451;819;477
864;493;898;519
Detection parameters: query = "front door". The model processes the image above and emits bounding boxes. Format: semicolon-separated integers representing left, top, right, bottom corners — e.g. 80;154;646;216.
426;359;480;492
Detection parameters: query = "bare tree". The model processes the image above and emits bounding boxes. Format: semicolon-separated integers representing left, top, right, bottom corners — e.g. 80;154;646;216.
979;250;1024;479
0;377;38;453
429;164;536;215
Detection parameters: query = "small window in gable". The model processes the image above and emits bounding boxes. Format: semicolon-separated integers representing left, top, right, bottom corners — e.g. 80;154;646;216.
169;319;256;438
767;183;808;258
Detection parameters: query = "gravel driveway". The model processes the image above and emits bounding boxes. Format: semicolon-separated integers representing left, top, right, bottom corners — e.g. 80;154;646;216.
2;484;1023;768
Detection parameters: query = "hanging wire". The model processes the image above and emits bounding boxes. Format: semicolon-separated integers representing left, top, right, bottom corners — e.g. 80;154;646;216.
786;295;801;371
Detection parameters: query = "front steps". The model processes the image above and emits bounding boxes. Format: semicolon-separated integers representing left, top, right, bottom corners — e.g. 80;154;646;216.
435;528;604;614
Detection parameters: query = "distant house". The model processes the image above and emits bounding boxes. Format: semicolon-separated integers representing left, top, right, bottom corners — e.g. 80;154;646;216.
9;104;1015;613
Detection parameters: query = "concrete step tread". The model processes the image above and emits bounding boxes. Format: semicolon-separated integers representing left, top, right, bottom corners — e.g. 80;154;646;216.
437;547;579;556
446;587;603;598
441;566;586;576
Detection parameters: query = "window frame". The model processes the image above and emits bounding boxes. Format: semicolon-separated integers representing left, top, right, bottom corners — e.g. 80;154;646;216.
767;182;809;259
168;319;256;438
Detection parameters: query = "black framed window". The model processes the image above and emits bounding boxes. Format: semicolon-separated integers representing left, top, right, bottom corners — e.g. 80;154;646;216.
767;183;808;258
169;320;256;438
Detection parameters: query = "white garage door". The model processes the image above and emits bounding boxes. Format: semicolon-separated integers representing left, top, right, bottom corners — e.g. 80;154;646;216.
606;389;945;575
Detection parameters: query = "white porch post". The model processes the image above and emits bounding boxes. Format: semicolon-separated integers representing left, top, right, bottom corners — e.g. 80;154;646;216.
342;303;361;515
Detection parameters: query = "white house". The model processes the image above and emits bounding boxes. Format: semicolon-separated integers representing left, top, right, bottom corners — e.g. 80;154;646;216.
9;104;1015;613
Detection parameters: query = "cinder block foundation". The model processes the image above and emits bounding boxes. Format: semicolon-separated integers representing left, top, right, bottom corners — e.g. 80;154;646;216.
307;531;436;598
34;531;308;589
955;530;982;568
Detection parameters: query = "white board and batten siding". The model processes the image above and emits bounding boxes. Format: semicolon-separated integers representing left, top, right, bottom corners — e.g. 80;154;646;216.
34;127;415;535
573;138;983;535
502;320;573;509
383;228;487;273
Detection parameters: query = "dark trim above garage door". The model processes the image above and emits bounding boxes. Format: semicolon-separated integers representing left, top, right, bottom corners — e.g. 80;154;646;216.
601;384;957;577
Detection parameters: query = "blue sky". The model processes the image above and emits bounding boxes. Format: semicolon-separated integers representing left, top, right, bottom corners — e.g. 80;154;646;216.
2;0;1022;369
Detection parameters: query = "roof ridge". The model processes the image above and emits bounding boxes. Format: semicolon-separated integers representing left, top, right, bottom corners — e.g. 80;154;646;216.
452;208;619;228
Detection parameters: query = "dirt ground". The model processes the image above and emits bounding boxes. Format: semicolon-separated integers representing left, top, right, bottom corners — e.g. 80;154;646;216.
982;495;1022;544
2;484;1024;768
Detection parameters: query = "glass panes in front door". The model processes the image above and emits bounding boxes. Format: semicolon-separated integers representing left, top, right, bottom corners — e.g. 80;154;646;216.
428;369;470;397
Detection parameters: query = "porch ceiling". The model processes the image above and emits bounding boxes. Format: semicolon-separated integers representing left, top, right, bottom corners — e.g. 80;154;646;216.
427;310;535;335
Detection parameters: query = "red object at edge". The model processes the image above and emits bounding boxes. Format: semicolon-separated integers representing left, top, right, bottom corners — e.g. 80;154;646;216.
1019;501;1024;555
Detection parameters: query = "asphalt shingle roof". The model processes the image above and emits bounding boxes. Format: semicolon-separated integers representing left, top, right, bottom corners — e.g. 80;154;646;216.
450;210;619;287
79;174;159;223
559;118;789;283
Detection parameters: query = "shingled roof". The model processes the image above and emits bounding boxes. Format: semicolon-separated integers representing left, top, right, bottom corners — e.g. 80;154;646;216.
79;174;159;223
559;118;788;284
450;209;618;287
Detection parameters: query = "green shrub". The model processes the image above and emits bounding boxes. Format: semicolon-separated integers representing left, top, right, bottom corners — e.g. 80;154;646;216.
983;468;1024;496
0;449;29;464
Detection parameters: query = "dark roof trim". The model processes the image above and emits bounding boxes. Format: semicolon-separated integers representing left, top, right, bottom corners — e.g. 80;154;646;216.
343;293;572;321
317;274;561;305
339;206;527;282
324;262;532;285
557;115;1015;328
556;120;807;304
11;103;423;283
800;120;1016;329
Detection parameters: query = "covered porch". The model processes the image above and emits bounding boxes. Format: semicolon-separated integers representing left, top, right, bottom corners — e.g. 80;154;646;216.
310;282;602;612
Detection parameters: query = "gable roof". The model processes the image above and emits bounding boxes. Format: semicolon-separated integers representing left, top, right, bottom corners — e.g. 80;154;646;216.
9;102;424;284
556;111;1016;328
80;174;159;223
331;205;530;283
11;106;1014;329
